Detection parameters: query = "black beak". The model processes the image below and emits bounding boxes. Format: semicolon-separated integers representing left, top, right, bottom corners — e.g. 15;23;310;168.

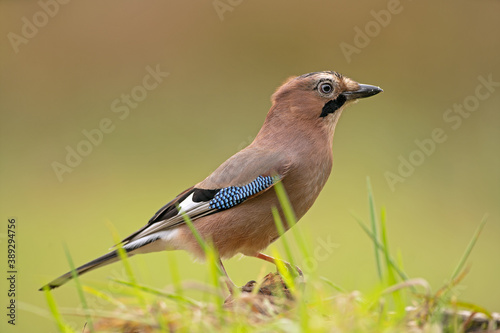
342;84;383;100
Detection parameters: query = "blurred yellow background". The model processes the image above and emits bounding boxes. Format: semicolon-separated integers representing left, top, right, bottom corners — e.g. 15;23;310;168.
1;0;499;331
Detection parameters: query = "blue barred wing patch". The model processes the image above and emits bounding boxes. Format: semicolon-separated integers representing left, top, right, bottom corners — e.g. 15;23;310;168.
209;176;275;210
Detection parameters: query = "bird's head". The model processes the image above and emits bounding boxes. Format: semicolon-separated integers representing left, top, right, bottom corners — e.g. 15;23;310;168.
269;71;382;128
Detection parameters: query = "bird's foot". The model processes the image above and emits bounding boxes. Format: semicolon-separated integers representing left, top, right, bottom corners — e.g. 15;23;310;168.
280;261;303;279
254;252;303;279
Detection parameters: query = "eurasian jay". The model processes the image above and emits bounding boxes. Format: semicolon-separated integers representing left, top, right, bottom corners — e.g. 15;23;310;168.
40;71;382;291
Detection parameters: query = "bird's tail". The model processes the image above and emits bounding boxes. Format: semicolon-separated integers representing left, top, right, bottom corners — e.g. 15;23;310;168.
39;249;130;291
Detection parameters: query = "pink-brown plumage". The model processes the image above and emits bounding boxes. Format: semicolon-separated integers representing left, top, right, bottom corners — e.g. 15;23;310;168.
40;71;382;291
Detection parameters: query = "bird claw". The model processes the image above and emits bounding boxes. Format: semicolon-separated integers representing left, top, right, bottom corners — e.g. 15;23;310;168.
276;262;303;279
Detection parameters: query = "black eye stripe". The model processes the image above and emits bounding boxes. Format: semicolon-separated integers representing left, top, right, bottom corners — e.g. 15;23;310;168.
319;94;347;118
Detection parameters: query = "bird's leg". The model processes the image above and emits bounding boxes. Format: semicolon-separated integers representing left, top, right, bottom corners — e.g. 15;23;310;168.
218;258;238;293
254;252;303;277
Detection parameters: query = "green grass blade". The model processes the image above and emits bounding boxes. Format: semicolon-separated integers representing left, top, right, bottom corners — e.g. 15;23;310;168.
271;248;296;294
179;207;224;316
112;279;201;306
272;206;297;270
367;177;382;281
205;244;222;291
179;206;208;253
320;276;346;293
379;208;405;317
274;180;312;264
166;251;183;296
273;178;297;226
379;208;396;285
63;243;94;332
107;221;146;307
452;301;492;318
42;287;73;333
450;216;487;281
82;286;125;309
352;213;411;283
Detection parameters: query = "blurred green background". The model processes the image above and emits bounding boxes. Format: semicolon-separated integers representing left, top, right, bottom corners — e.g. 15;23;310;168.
1;0;499;331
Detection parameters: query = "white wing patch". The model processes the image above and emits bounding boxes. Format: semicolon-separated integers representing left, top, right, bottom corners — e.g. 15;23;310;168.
128;194;212;242
178;193;198;213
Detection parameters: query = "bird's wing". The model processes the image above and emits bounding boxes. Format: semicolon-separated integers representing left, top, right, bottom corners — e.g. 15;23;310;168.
118;147;291;247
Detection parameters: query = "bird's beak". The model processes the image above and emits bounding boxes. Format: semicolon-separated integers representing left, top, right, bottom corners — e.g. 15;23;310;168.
342;84;383;101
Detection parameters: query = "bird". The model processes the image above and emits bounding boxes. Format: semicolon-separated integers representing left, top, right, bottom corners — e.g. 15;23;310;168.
40;71;382;291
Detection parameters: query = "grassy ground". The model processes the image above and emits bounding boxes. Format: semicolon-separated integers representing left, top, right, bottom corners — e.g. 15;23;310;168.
42;180;497;333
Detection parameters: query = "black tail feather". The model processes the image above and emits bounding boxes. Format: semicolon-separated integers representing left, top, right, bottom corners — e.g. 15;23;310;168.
39;250;122;291
40;233;162;291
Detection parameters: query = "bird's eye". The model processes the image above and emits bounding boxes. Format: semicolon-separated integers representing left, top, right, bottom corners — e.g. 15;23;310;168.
318;82;333;95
